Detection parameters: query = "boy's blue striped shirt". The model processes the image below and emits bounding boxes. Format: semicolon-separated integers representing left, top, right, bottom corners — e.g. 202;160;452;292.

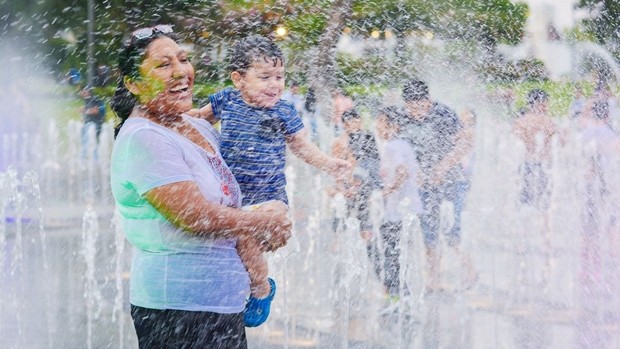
209;88;304;205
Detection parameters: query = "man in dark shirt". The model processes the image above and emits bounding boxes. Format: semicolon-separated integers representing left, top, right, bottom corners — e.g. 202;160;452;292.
79;86;106;159
401;79;475;291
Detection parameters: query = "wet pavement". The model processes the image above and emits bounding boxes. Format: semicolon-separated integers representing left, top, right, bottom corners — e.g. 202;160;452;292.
2;131;620;349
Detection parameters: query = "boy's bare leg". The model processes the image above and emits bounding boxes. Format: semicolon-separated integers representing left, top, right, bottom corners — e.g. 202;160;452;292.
453;245;477;288
237;237;271;298
425;246;441;290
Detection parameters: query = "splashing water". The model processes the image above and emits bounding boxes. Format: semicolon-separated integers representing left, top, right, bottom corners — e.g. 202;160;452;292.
2;5;620;348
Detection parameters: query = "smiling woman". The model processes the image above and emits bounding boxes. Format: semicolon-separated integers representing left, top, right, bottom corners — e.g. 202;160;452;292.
128;38;193;112
112;26;194;132
109;26;292;349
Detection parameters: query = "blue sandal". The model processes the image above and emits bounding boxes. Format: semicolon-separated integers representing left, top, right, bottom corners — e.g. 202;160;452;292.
244;278;276;327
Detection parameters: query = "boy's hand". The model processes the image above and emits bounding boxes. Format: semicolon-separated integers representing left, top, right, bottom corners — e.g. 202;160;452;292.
187;104;217;124
257;201;292;252
383;184;395;198
360;230;373;242
186;108;201;117
429;163;449;186
327;158;352;180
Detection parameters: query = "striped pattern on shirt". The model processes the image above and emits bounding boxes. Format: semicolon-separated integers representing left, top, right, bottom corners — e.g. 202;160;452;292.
210;88;304;205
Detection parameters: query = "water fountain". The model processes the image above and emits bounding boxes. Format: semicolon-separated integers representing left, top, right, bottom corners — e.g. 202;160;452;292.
0;44;126;346
498;0;620;83
0;117;128;349
2;8;620;349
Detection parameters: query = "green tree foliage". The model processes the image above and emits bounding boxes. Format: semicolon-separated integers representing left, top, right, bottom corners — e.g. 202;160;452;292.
192;0;338;48
351;0;527;45
577;0;620;49
0;0;207;76
0;0;527;81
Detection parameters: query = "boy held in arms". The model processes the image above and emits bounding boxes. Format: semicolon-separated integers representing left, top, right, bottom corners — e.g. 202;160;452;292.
191;35;350;326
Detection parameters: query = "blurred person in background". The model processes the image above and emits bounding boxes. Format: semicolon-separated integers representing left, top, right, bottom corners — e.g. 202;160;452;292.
401;79;476;291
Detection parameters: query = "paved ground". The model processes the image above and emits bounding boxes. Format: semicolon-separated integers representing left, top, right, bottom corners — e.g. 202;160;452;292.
2;134;620;349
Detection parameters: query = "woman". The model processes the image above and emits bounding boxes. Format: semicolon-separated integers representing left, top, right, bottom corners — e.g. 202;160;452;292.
109;25;291;348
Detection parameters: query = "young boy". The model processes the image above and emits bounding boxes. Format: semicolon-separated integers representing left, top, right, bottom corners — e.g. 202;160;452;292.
333;109;383;274
192;35;350;326
375;106;423;305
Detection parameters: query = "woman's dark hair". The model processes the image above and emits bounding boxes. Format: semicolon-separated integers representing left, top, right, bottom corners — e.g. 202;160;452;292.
111;26;178;138
228;35;284;74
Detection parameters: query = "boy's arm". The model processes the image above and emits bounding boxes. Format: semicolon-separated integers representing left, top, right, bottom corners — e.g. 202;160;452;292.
384;165;410;196
187;104;218;125
428;126;472;185
327;136;358;198
286;132;351;177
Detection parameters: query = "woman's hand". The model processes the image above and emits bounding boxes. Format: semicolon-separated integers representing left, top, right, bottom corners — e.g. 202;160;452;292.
255;201;292;252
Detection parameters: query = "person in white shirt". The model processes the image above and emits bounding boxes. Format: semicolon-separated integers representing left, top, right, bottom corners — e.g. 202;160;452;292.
376;106;423;300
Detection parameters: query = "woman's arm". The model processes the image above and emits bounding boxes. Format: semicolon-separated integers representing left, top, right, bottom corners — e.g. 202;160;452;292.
144;180;291;250
186;104;218;125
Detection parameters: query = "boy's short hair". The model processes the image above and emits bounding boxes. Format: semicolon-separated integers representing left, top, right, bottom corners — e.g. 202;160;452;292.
341;109;361;123
332;87;347;96
228;35;284;73
593;100;609;120
402;79;429;102
526;88;548;106
379;105;408;128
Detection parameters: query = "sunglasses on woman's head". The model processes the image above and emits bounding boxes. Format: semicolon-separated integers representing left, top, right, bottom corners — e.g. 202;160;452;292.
130;25;174;44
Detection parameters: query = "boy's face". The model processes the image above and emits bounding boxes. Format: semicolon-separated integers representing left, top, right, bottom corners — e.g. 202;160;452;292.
79;88;91;99
376;114;393;140
232;57;285;108
405;99;433;121
531;100;548;114
376;114;400;140
343;117;361;134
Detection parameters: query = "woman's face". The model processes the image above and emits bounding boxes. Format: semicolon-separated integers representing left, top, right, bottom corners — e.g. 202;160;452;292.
130;36;194;116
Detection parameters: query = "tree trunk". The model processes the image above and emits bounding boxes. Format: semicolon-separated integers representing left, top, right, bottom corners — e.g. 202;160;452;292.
308;0;353;125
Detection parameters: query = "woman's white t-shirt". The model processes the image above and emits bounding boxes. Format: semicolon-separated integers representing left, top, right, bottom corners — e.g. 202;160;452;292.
110;115;249;313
